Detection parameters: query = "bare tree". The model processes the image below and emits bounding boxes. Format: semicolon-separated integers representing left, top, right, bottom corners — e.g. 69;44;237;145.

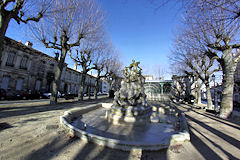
69;38;103;101
92;41;114;99
106;50;123;93
31;0;104;104
170;31;221;108
153;64;166;80
0;0;52;64
183;2;240;118
149;0;240;21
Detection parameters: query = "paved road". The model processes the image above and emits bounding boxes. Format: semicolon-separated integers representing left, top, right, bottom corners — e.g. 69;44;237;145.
0;101;239;160
0;98;56;105
169;103;240;160
0;95;106;106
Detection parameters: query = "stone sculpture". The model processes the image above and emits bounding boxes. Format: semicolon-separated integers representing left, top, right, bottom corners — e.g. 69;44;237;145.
106;60;152;124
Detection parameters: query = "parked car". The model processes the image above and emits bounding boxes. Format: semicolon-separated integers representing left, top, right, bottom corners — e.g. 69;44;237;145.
43;91;61;99
5;89;17;100
28;90;42;99
64;93;75;100
184;95;195;104
0;89;6;100
102;91;108;95
15;90;30;100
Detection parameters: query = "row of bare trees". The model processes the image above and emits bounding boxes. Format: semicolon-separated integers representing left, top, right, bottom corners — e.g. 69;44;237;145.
169;0;240;118
0;0;122;104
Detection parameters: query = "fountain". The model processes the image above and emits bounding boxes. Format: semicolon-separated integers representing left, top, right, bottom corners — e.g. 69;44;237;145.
106;60;152;124
60;60;190;151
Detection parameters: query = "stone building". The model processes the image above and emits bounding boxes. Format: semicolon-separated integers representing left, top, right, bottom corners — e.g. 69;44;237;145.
234;61;240;105
144;75;154;81
0;37;102;96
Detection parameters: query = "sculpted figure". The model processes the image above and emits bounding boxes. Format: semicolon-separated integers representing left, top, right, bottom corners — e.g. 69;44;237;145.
113;59;147;107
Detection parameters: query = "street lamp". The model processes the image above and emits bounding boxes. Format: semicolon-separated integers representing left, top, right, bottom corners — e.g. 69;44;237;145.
212;74;218;111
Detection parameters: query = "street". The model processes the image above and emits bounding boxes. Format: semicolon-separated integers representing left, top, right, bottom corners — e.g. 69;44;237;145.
0;99;240;160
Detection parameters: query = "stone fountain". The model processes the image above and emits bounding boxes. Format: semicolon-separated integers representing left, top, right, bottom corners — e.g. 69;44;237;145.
106;60;152;124
60;60;190;151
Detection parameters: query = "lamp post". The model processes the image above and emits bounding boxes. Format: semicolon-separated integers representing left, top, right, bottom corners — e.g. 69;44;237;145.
212;74;218;111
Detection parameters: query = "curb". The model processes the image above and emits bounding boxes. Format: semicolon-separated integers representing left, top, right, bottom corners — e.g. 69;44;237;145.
170;112;190;145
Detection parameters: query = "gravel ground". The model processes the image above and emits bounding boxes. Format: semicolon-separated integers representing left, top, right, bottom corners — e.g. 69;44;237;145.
0;98;240;160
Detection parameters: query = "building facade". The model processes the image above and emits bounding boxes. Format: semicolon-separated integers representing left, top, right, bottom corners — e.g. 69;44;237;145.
234;61;240;105
0;37;103;96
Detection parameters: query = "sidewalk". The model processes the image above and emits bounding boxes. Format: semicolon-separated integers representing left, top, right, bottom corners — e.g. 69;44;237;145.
169;103;240;160
0;100;239;160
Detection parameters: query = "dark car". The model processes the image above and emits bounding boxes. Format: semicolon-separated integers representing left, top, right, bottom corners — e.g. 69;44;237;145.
28;90;42;99
15;90;30;100
0;89;6;100
64;93;75;100
184;95;195;104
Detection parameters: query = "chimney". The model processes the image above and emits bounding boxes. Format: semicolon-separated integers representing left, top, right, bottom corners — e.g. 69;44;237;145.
74;61;77;70
55;52;59;61
25;41;33;48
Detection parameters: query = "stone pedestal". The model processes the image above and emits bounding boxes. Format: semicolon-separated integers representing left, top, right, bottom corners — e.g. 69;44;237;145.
106;105;152;124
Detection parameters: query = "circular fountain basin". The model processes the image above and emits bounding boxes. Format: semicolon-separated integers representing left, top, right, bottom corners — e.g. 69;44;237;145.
60;103;190;151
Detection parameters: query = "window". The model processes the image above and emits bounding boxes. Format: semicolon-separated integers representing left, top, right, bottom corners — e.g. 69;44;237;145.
35;80;41;91
1;76;10;90
20;56;28;69
6;52;16;67
74;85;77;94
16;78;23;91
50;64;54;70
60;82;64;91
68;72;71;80
38;60;45;77
67;84;71;93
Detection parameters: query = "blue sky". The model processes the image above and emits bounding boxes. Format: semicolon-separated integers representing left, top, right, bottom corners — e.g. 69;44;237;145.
6;0;182;80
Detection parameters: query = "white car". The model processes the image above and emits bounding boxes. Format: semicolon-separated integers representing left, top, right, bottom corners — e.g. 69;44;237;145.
43;91;61;98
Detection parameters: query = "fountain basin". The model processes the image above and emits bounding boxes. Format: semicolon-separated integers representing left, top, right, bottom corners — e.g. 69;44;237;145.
60;103;190;151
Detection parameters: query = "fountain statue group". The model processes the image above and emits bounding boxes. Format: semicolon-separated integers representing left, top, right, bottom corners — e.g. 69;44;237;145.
106;60;152;124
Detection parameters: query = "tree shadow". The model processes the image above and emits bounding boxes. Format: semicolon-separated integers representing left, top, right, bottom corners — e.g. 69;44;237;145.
193;109;240;130
189;127;224;160
186;115;240;149
0;122;13;131
176;103;240;130
141;149;168;160
0;98;110;119
24;136;77;160
190;126;239;160
73;141;131;160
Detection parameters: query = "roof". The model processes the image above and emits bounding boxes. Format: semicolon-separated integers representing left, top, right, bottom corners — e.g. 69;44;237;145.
4;36;57;62
145;80;172;83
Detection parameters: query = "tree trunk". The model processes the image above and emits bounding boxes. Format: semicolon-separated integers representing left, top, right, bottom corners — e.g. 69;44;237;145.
88;85;91;100
219;49;237;118
196;79;202;104
205;82;213;109
78;74;86;101
0;13;11;65
50;48;67;104
94;78;99;100
197;87;202;104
